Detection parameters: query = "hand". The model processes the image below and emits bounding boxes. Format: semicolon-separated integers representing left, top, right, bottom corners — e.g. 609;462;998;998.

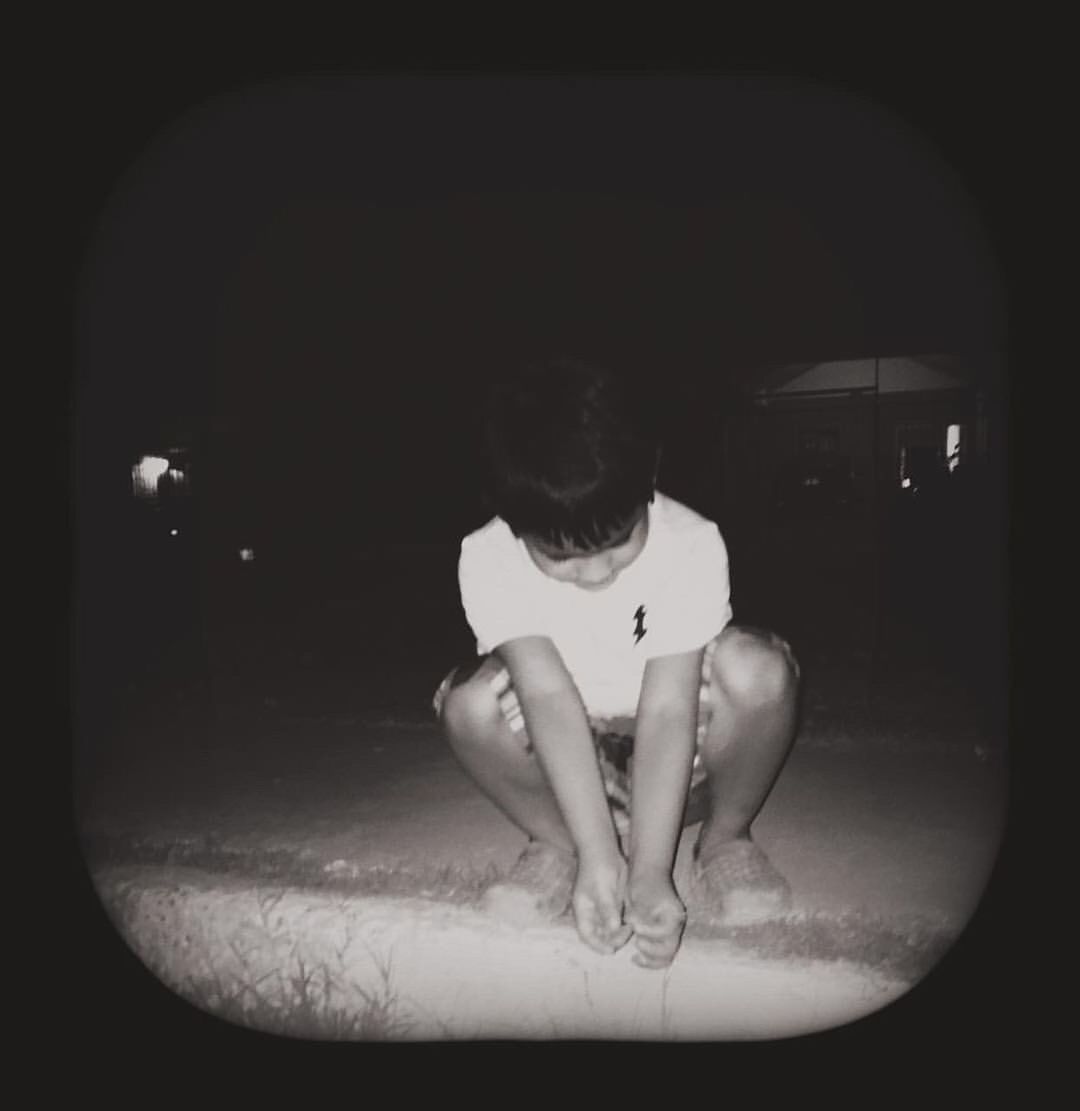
626;873;687;969
571;854;633;955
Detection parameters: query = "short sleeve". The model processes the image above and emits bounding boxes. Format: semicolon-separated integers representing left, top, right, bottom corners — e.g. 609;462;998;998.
458;522;549;653
642;523;733;658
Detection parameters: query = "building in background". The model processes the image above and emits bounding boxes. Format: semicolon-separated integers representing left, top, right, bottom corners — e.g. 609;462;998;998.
720;352;1003;534
709;350;1007;690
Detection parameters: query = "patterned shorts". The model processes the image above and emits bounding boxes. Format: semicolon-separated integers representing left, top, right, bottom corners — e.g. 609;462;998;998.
432;639;718;838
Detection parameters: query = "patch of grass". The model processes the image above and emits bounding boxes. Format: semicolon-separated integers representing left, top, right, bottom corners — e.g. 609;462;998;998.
682;909;957;983
104;875;417;1041
82;832;500;907
176;940;414;1041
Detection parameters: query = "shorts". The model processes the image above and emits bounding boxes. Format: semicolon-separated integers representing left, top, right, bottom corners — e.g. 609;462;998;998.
432;638;717;838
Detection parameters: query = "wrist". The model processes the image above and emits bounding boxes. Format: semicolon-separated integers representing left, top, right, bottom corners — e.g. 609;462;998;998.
576;836;624;872
628;859;675;889
628;833;678;879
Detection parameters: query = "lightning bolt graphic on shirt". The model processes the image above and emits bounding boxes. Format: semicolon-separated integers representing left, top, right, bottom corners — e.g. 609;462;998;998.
633;605;647;645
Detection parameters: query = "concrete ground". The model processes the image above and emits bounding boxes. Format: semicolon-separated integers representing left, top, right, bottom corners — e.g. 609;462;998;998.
72;542;1010;1042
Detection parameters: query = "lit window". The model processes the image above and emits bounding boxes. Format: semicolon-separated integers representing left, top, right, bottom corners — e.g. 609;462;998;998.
131;455;170;498
945;424;962;472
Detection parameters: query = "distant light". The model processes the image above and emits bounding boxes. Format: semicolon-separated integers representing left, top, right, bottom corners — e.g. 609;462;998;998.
239;548;255;562
169;527;179;537
901;477;912;489
139;456;170;482
946;424;961;473
132;455;170;498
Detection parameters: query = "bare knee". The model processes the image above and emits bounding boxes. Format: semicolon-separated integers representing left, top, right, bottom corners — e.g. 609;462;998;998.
710;626;799;707
439;662;512;752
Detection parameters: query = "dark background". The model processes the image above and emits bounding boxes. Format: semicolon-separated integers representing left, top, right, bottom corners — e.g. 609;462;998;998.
71;68;1010;749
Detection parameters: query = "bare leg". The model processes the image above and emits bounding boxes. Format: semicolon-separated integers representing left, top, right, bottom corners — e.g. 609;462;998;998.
439;658;576;855
439;658;582;921
698;625;800;844
692;626;800;923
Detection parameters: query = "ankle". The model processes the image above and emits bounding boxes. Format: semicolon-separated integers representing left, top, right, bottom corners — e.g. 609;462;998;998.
697;820;752;848
526;835;577;858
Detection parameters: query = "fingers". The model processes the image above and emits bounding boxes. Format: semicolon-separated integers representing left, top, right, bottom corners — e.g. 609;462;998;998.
629;930;682;969
571;874;688;964
579;912;633;955
626;899;685;937
573;894;632;955
626;904;686;970
600;920;634;954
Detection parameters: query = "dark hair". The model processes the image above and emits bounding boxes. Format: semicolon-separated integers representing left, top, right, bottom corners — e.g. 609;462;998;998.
481;357;661;548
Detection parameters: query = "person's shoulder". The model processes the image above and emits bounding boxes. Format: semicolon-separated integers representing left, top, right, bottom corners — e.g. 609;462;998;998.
459;515;520;568
653;493;721;539
650;493;728;566
461;515;512;546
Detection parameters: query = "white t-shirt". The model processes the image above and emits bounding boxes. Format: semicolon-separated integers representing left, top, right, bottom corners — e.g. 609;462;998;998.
458;492;733;717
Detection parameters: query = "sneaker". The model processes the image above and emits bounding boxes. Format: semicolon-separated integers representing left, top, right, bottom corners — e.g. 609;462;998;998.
481;840;577;925
692;837;792;926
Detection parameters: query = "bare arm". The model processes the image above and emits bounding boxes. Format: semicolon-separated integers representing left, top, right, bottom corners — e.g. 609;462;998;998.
495;636;622;868
629;647;705;880
621;647;703;967
497;635;631;953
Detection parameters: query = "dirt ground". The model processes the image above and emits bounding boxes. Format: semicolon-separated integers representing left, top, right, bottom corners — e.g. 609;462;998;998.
72;536;1010;1042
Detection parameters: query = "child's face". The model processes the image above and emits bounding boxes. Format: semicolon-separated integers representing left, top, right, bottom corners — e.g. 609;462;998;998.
522;506;649;591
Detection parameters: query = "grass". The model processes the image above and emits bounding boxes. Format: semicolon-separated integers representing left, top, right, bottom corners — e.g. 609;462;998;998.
103;876;418;1041
178;944;414;1041
83;832;501;907
681;908;957;984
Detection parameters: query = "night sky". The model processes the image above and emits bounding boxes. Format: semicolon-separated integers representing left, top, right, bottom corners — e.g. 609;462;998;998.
73;72;1008;550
